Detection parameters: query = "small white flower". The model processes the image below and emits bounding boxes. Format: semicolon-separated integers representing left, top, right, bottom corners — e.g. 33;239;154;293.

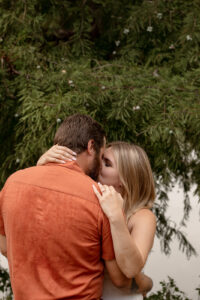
101;86;106;90
36;65;41;69
0;37;3;42
61;57;65;61
112;51;117;55
147;26;153;32
14;113;19;118
133;105;140;111
157;13;162;19
16;158;20;163
153;69;159;77
186;35;192;41
169;44;175;49
169;130;173;134
115;40;120;47
61;69;66;74
57;118;61;123
68;80;73;85
163;159;166;163
123;28;130;34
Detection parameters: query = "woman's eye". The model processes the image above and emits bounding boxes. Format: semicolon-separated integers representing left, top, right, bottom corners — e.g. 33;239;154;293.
103;158;111;167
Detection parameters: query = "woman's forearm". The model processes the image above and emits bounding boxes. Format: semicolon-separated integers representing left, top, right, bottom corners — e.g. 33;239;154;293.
109;211;144;278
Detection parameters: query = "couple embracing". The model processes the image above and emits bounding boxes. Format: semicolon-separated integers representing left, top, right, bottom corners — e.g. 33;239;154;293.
0;113;156;300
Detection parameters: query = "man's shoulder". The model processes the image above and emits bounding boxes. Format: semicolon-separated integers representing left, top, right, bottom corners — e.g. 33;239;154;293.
5;163;95;183
1;166;38;194
5;166;37;183
3;164;100;207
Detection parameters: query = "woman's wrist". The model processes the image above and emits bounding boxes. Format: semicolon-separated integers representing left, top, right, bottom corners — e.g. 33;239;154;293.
108;208;124;224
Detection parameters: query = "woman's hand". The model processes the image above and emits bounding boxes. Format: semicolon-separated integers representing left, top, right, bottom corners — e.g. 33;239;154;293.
37;145;77;166
134;272;153;298
93;183;124;220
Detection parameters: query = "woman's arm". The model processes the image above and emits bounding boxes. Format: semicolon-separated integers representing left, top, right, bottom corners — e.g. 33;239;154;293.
37;145;77;166
0;234;7;257
107;207;144;278
93;183;156;279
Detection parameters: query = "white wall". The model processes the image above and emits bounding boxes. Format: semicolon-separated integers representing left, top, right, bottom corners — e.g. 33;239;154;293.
145;186;200;299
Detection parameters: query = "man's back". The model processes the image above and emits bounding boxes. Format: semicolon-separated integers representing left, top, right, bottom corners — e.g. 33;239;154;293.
0;162;114;300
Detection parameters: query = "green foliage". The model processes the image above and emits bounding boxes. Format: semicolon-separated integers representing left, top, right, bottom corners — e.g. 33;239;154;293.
146;276;191;300
0;266;12;299
0;0;200;260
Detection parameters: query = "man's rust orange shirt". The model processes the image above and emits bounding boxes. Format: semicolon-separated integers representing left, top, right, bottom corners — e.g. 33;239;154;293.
0;162;115;300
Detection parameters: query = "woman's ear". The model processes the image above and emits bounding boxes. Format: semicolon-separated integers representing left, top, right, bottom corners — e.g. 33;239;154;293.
87;139;95;155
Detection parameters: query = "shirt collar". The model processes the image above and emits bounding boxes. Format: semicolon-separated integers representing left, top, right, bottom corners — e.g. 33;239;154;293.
45;161;85;175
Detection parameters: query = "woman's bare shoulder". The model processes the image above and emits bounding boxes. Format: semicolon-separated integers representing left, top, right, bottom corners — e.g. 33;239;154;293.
128;208;156;227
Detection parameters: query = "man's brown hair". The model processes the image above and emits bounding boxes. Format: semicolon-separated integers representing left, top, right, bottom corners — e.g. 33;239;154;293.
54;114;106;154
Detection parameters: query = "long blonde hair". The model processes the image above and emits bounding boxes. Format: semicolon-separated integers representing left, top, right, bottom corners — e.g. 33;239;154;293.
107;142;155;221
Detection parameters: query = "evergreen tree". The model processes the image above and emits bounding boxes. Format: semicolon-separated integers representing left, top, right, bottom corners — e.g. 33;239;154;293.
0;0;200;287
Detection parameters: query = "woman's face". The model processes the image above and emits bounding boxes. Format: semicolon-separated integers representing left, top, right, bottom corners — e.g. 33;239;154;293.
98;147;122;193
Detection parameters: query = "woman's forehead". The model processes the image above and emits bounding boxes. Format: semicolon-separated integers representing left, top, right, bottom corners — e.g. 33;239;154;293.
104;147;114;158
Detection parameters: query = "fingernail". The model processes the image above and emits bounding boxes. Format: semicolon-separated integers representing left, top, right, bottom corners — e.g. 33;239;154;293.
61;161;66;163
73;152;77;156
72;157;76;161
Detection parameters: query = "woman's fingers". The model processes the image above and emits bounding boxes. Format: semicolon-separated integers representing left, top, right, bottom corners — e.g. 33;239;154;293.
54;145;77;157
51;152;75;162
108;185;116;194
98;183;109;193
97;183;123;209
98;183;116;195
94;183;124;218
92;185;102;200
37;145;77;166
97;182;103;188
47;156;66;164
46;145;77;162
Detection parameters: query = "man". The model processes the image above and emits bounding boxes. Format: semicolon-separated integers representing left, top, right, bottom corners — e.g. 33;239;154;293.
0;114;130;300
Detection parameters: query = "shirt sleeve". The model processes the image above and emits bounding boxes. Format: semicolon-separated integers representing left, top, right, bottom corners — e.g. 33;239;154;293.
0;189;6;236
98;210;115;261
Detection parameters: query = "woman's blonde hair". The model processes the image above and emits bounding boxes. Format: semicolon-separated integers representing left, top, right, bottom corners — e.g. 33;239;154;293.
107;141;155;220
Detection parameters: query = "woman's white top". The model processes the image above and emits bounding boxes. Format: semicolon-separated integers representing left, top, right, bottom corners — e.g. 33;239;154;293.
102;271;143;300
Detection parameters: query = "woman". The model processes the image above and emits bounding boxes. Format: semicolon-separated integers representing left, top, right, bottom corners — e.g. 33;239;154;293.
37;142;156;299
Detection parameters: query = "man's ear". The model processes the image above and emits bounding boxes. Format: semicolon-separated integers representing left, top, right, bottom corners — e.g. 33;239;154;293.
87;139;95;155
